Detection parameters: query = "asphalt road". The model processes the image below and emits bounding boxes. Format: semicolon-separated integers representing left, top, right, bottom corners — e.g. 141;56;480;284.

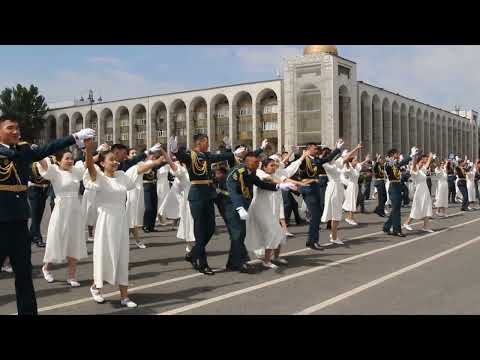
2;200;480;315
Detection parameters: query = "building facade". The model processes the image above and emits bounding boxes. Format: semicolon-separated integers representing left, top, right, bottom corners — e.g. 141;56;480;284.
42;45;480;159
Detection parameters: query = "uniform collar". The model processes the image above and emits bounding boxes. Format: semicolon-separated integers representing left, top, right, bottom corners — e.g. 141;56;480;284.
0;143;10;149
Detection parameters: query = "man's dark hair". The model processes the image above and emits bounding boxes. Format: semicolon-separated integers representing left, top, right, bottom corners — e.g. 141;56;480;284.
193;134;208;142
214;166;227;174
128;148;136;153
306;142;317;148
111;143;128;152
387;148;399;157
244;151;258;160
0;113;20;124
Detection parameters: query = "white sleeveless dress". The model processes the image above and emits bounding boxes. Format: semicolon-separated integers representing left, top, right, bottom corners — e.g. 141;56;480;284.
173;165;195;243
126;161;145;228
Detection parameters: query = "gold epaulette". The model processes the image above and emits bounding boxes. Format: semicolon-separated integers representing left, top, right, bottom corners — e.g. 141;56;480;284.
18;141;29;145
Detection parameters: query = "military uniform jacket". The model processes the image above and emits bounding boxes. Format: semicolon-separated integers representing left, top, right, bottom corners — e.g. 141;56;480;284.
29;161;51;187
226;164;278;210
0;135;76;222
298;148;341;193
118;152;147;172
456;166;467;185
384;155;411;183
176;148;234;201
373;162;386;185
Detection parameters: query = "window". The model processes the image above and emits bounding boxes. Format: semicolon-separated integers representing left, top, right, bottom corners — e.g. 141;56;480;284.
263;121;277;131
338;65;351;79
120;119;129;127
215;111;227;119
136;118;146;126
196;112;206;120
194;128;207;135
105;134;113;141
296;65;321;78
106;120;113;128
137;131;146;140
120;133;129;141
239;107;251;116
176;113;185;122
263;105;278;114
157;130;166;137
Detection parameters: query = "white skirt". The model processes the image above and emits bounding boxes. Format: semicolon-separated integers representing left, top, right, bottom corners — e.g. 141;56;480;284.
82;189;98;227
126;186;144;228
322;181;345;222
159;186;180;219
342;181;358;212
467;180;476;202
434;180;448;209
44;194;87;264
409;183;433;219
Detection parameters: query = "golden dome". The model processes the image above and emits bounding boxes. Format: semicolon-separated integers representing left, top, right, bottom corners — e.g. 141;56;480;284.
304;45;338;56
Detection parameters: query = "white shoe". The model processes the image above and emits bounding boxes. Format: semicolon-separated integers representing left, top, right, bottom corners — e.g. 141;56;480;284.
135;241;147;249
1;265;13;273
42;266;54;283
261;261;279;269
120;298;138;308
273;257;288;265
345;219;358;226
329;235;344;245
90;286;105;303
403;224;413;231
87;236;94;243
285;232;295;237
422;228;434;233
67;279;81;287
254;248;265;259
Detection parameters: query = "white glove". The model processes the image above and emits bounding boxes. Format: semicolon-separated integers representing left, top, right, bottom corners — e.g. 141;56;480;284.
261;139;269;150
234;146;247;156
455;156;460;162
432;154;437;160
399;154;404;161
74;128;96;141
336;139;344;149
96;143;110;152
148;143;162;154
278;182;296;191
236;207;249;221
410;147;418;157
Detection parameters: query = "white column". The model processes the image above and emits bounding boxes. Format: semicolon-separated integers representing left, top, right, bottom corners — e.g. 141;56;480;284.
146;100;152;149
229;102;235;149
186;106;191;149
252;101;258;149
128;110;133;148
206;104;212;151
277;97;283;152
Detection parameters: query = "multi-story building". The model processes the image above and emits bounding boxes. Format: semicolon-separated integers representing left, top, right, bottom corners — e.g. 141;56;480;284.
41;45;480;159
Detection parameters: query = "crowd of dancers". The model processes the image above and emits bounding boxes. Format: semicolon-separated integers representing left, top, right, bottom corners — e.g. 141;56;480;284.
2;125;480;310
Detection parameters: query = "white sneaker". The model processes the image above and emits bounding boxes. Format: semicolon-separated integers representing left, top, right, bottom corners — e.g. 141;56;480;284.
87;236;94;243
42;266;54;283
261;261;279;269
90;286;105;303
345;219;358;226
273;257;288;265
285;232;295;237
120;298;138;308
67;279;81;287
329;235;345;245
422;228;434;233
403;224;413;231
1;265;13;273
135;241;147;249
254;248;265;259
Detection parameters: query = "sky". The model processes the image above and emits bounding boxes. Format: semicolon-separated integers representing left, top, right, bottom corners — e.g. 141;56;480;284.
0;45;478;112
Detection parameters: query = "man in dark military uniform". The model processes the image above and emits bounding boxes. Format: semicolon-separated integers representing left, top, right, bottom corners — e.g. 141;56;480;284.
373;155;387;217
0;113;95;315
297;140;343;250
400;165;411;207
28;155;52;248
383;147;415;237
112;143;163;172
456;159;469;211
225;152;295;273
447;160;456;203
142;155;167;233
173;134;235;275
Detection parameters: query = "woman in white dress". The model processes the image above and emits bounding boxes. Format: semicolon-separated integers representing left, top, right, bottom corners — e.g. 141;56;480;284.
466;162;476;205
321;142;363;245
126;155;147;249
156;159;171;225
403;153;434;232
83;139;165;308
158;162;181;226
37;151;88;287
434;160;449;217
245;158;300;268
343;154;371;226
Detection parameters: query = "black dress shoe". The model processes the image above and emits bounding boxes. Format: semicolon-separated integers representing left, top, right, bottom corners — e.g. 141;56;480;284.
198;266;215;275
306;242;324;251
142;227;151;233
185;253;198;269
238;263;255;274
390;232;406;237
383;229;392;235
36;239;46;248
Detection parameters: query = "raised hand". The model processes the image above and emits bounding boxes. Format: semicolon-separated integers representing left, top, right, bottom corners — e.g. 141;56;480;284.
336;139;344;149
261;139;269;150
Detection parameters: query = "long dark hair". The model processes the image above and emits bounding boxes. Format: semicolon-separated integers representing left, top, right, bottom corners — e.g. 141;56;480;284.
97;149;114;172
261;158;275;170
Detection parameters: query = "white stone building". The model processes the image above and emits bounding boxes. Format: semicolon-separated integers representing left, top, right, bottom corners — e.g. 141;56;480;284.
42;45;479;159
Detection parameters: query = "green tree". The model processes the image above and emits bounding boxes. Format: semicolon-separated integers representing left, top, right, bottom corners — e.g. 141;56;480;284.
0;84;49;142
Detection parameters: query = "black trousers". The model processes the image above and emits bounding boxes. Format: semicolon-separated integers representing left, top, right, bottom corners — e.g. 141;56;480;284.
189;199;216;268
448;180;456;203
143;183;158;230
0;221;38;315
302;185;322;244
364;180;372;200
458;183;469;210
214;196;227;223
401;183;409;206
223;201;249;268
384;183;402;233
356;185;365;212
282;190;302;224
374;181;387;215
27;186;49;241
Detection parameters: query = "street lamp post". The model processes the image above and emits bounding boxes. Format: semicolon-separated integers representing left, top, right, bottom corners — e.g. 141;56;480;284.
79;89;102;142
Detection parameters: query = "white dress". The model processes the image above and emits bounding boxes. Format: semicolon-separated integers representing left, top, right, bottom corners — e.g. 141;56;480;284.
467;170;476;202
126;161;145;228
173;165;195;243
434;168;448;209
273;158;303;220
409;166;433;219
38;163;88;264
77;160;98;227
342;163;361;212
321;157;345;222
158;163;181;219
245;170;286;251
156;164;171;217
83;168;139;288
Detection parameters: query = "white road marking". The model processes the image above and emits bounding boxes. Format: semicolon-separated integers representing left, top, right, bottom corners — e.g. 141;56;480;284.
157;215;480;315
294;235;480;315
12;210;465;315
